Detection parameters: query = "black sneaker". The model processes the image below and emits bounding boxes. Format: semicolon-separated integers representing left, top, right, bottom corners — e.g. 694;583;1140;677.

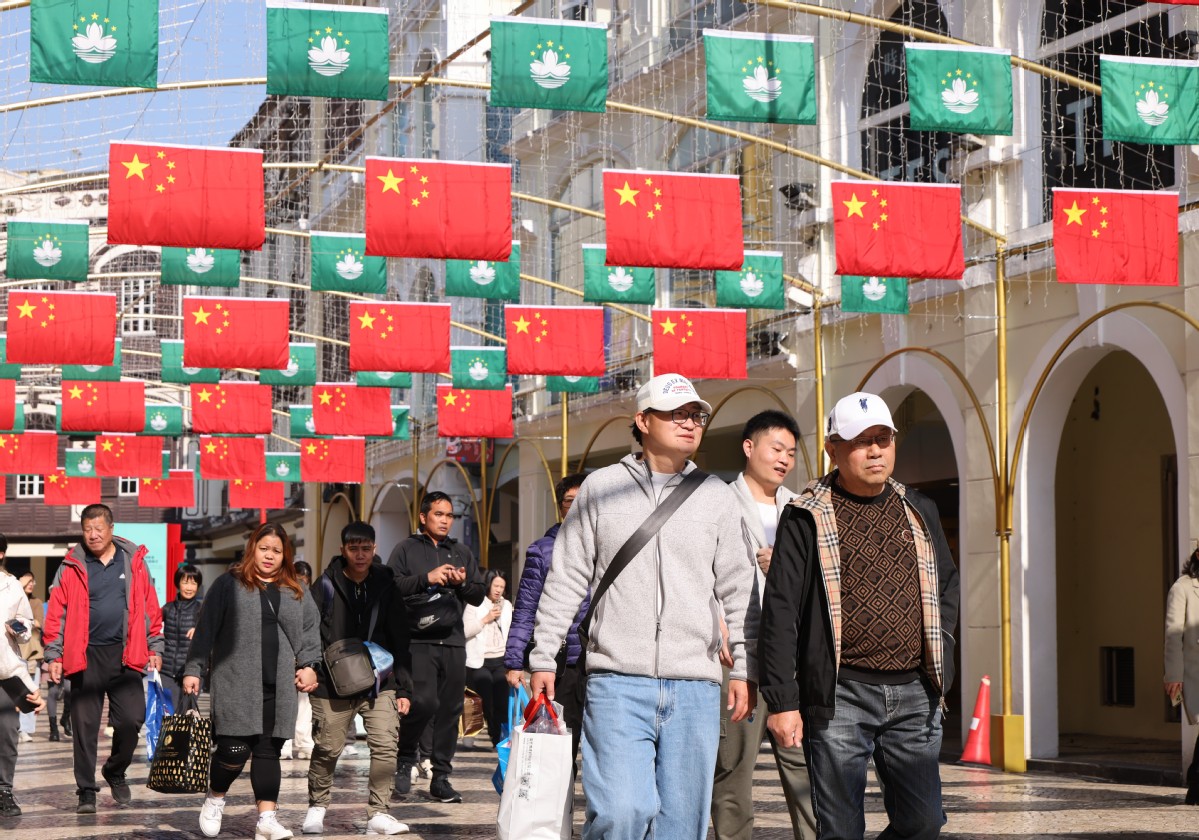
76;789;97;814
429;778;462;803
391;762;412;800
103;772;132;806
0;788;21;817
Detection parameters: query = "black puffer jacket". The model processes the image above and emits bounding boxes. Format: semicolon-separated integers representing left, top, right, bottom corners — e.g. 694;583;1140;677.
162;595;203;680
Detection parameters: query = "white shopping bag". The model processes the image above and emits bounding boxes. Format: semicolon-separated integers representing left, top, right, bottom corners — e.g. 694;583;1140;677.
496;722;573;840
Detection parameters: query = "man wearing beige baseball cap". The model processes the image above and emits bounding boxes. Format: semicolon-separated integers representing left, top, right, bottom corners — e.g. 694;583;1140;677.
530;373;758;840
758;392;960;840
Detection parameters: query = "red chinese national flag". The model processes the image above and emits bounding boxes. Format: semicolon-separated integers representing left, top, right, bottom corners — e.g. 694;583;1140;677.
652;309;747;380
190;382;273;434
43;470;101;506
183;297;290;370
348;302;450;373
107;141;265;250
365;157;512;260
199;435;266;480
831;180;964;280
505;306;606;376
95;434;165;477
603;169;743;270
61;381;145;433
0;380;14;432
300;438;366;483
138;471;196;509
6;291;117;365
436;385;514;438
312;384;394;436
228;479;286;510
1052;188;1178;286
0;432;58;475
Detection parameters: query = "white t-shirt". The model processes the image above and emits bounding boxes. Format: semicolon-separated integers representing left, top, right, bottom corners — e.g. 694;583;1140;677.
649;471;674;502
758;502;779;547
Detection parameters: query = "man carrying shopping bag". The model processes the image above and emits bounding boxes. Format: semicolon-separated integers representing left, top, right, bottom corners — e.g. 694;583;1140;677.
497;693;572;840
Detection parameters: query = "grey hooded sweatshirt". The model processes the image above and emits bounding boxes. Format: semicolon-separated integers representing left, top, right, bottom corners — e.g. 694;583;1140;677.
530;454;759;683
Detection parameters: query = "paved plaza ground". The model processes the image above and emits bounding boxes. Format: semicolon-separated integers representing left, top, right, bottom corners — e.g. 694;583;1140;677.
5;727;1199;838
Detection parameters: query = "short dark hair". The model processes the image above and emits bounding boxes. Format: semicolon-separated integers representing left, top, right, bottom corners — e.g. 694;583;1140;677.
554;473;587;507
81;503;114;526
173;562;202;589
0;533;7;555
741;410;800;446
420;490;453;516
294;560;313;581
341;521;376;545
1184;547;1199;580
630;421;643;446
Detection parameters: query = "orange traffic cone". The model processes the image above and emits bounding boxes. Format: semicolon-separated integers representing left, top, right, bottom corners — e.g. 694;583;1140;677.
959;675;991;765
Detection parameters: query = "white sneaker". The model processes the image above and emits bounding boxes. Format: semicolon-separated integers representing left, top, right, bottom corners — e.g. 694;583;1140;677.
301;806;325;834
17;732;32;743
418;759;433;780
199;796;226;838
366;813;409;835
341;743;360;757
255;811;294;840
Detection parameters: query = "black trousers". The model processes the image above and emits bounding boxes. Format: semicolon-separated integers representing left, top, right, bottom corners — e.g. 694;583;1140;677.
557;661;586;775
466;657;508;746
68;643;146;793
398;644;465;780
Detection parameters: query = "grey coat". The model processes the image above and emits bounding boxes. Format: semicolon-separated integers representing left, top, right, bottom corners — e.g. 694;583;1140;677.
183;572;321;739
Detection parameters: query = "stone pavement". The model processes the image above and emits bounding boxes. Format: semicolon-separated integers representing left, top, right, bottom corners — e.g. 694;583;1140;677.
6;730;1199;838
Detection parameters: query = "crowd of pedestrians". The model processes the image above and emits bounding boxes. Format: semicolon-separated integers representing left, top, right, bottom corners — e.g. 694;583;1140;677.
0;376;982;840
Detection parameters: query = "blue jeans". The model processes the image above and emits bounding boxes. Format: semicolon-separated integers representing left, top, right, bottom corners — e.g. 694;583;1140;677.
806;678;945;840
581;672;720;840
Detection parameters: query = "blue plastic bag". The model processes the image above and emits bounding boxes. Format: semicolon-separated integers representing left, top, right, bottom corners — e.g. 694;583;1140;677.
144;671;174;763
492;683;531;794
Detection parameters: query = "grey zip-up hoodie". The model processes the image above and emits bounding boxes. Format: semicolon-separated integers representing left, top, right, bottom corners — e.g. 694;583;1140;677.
530;454;759;683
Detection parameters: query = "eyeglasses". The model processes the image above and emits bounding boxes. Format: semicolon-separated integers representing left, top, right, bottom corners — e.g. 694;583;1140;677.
652;408;711;428
832;431;896;450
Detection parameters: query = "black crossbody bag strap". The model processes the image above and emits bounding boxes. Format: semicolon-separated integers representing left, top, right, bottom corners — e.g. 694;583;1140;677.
577;468;709;646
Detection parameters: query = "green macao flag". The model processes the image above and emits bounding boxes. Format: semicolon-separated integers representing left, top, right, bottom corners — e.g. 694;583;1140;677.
0;338;21;380
5;220;90;281
582;244;654;304
547;375;599;394
30;0;158;88
266;452;300;482
1100;56;1199;145
704;30;815;125
266;1;390;101
370;406;410;441
310;232;386;294
489;16;608;112
260;343;317;386
160;339;219;384
63;339;121;381
289;406;327;439
446;242;521;301
905;44;1013;135
144;404;183;436
160;247;241;287
66;449;98;478
715;251;785;309
451;347;507;390
841;276;909;315
0;406;27;433
356;371;413;388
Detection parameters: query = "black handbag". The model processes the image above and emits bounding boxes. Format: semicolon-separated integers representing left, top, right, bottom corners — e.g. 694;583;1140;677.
146;692;213;794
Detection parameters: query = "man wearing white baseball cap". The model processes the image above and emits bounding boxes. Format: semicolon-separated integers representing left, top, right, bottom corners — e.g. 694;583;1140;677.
530;373;758;840
758;391;960;840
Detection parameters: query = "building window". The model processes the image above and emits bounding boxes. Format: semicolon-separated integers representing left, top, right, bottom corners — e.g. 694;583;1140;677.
118;477;139;497
16;474;43;498
1100;646;1136;707
120;277;155;335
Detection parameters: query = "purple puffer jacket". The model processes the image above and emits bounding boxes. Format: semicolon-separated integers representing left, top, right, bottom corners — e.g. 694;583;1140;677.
504;524;590;670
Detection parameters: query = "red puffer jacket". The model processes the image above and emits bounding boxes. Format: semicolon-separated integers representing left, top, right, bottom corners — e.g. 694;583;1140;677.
43;536;164;677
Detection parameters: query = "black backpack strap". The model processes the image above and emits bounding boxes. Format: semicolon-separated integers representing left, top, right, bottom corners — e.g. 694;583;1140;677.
577;468;709;643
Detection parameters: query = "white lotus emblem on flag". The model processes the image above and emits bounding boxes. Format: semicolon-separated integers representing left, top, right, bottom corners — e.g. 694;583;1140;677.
336;253;364;280
607;267;634;292
309;35;350;77
468;360;490;381
469;261;496;286
862;277;888;301
182;366;202;376
941;77;979;115
150;412;169;431
76;457;93;475
530;49;571;90
1136;88;1169;127
739;270;765;298
33;238;63;267
82;364;102;373
186;248;215;274
72;22;117;64
743;65;782;103
275;460;291;478
280;356;300;378
390;416;398;434
374;372;394;381
305;415;316;434
564;376;582;383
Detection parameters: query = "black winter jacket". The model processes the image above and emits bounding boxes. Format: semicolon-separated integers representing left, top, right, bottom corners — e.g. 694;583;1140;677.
162;595;203;681
387;532;486;646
